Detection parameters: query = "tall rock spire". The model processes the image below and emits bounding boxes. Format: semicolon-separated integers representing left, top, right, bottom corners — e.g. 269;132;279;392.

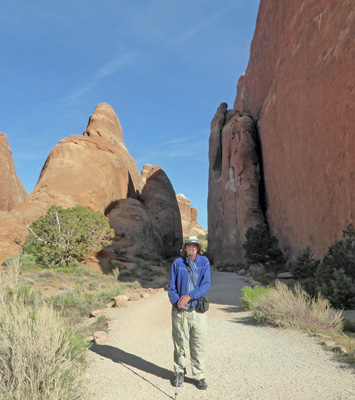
0;132;28;212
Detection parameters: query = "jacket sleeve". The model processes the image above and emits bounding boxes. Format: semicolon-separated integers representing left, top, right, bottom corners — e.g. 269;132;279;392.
168;261;180;306
189;257;211;300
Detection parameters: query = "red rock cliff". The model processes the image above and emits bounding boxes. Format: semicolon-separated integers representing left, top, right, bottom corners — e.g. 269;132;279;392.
0;133;28;212
176;193;206;238
232;0;354;258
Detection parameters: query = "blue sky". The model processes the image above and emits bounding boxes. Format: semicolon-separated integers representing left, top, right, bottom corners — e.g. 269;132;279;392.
1;0;260;229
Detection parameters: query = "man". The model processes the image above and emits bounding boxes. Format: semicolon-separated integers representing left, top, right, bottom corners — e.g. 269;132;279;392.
168;236;211;390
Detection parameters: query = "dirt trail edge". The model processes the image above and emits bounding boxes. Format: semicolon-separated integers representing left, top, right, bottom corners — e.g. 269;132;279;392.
85;270;355;400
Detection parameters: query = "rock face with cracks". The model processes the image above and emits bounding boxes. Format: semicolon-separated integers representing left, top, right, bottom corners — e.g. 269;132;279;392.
208;0;355;261
208;104;264;268
235;0;355;258
96;198;165;274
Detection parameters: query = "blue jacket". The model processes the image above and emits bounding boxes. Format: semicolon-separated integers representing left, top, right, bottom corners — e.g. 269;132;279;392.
168;254;211;308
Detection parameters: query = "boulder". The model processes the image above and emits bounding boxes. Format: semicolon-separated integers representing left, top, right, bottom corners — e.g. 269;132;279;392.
112;295;128;308
104;198;164;261
93;331;109;344
0;132;28;212
277;272;293;279
141;166;183;258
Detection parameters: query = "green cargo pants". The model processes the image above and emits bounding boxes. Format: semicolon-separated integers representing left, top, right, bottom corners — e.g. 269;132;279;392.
172;307;207;380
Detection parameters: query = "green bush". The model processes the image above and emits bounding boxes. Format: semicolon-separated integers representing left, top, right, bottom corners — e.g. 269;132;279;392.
241;285;270;310
292;246;319;280
312;224;355;309
289;246;319;296
243;223;285;271
23;205;114;268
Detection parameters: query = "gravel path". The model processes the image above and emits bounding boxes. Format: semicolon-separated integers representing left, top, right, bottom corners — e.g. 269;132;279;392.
85;270;355;400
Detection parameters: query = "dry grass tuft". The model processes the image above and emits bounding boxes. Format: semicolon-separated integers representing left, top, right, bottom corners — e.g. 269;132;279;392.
0;257;88;400
252;280;344;334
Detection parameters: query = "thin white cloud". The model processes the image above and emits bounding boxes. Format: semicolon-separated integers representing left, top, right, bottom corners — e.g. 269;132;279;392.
62;50;138;104
95;51;138;80
174;3;239;44
133;138;208;165
164;137;190;145
63;81;97;104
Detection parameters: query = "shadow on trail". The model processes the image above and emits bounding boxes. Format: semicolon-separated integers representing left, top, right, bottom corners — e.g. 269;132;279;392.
90;344;171;379
333;353;355;374
216;305;245;313
90;344;175;399
90;344;200;396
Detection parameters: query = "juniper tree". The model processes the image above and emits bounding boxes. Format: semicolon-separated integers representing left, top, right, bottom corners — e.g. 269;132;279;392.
24;205;114;268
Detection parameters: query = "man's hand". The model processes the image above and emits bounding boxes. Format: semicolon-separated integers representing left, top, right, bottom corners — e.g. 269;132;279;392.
178;295;191;309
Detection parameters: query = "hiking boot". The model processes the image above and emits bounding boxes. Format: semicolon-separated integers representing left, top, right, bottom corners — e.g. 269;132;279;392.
171;373;184;387
196;378;208;390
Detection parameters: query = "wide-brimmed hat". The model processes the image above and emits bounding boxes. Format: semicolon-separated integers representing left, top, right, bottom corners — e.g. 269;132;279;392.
181;236;201;255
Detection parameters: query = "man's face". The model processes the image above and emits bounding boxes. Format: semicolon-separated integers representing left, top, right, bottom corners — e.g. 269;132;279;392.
186;243;198;259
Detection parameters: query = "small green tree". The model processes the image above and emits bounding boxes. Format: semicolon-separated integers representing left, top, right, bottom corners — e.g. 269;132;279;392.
313;223;355;309
289;246;320;296
292;246;319;280
243;223;285;270
24;205;114;268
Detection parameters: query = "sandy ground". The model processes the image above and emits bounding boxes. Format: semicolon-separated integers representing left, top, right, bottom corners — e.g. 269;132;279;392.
85;270;355;400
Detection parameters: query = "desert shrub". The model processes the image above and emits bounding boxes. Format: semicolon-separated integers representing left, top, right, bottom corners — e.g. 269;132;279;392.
241;285;270;310
47;282;123;328
243;223;286;272
23;205;114;268
292;246;319;280
289;246;320;296
0;264;88;400
89;280;100;288
284;224;355;310
74;265;101;277
251;280;343;334
3;252;38;271
312;224;355;310
323;224;355;278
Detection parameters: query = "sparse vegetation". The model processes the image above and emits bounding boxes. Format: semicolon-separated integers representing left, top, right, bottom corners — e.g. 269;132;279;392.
0;251;148;399
23;205;114;268
251;281;343;332
0;258;89;400
241;280;355;362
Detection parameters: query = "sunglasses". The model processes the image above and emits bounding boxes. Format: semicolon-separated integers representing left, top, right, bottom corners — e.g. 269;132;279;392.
186;243;199;247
